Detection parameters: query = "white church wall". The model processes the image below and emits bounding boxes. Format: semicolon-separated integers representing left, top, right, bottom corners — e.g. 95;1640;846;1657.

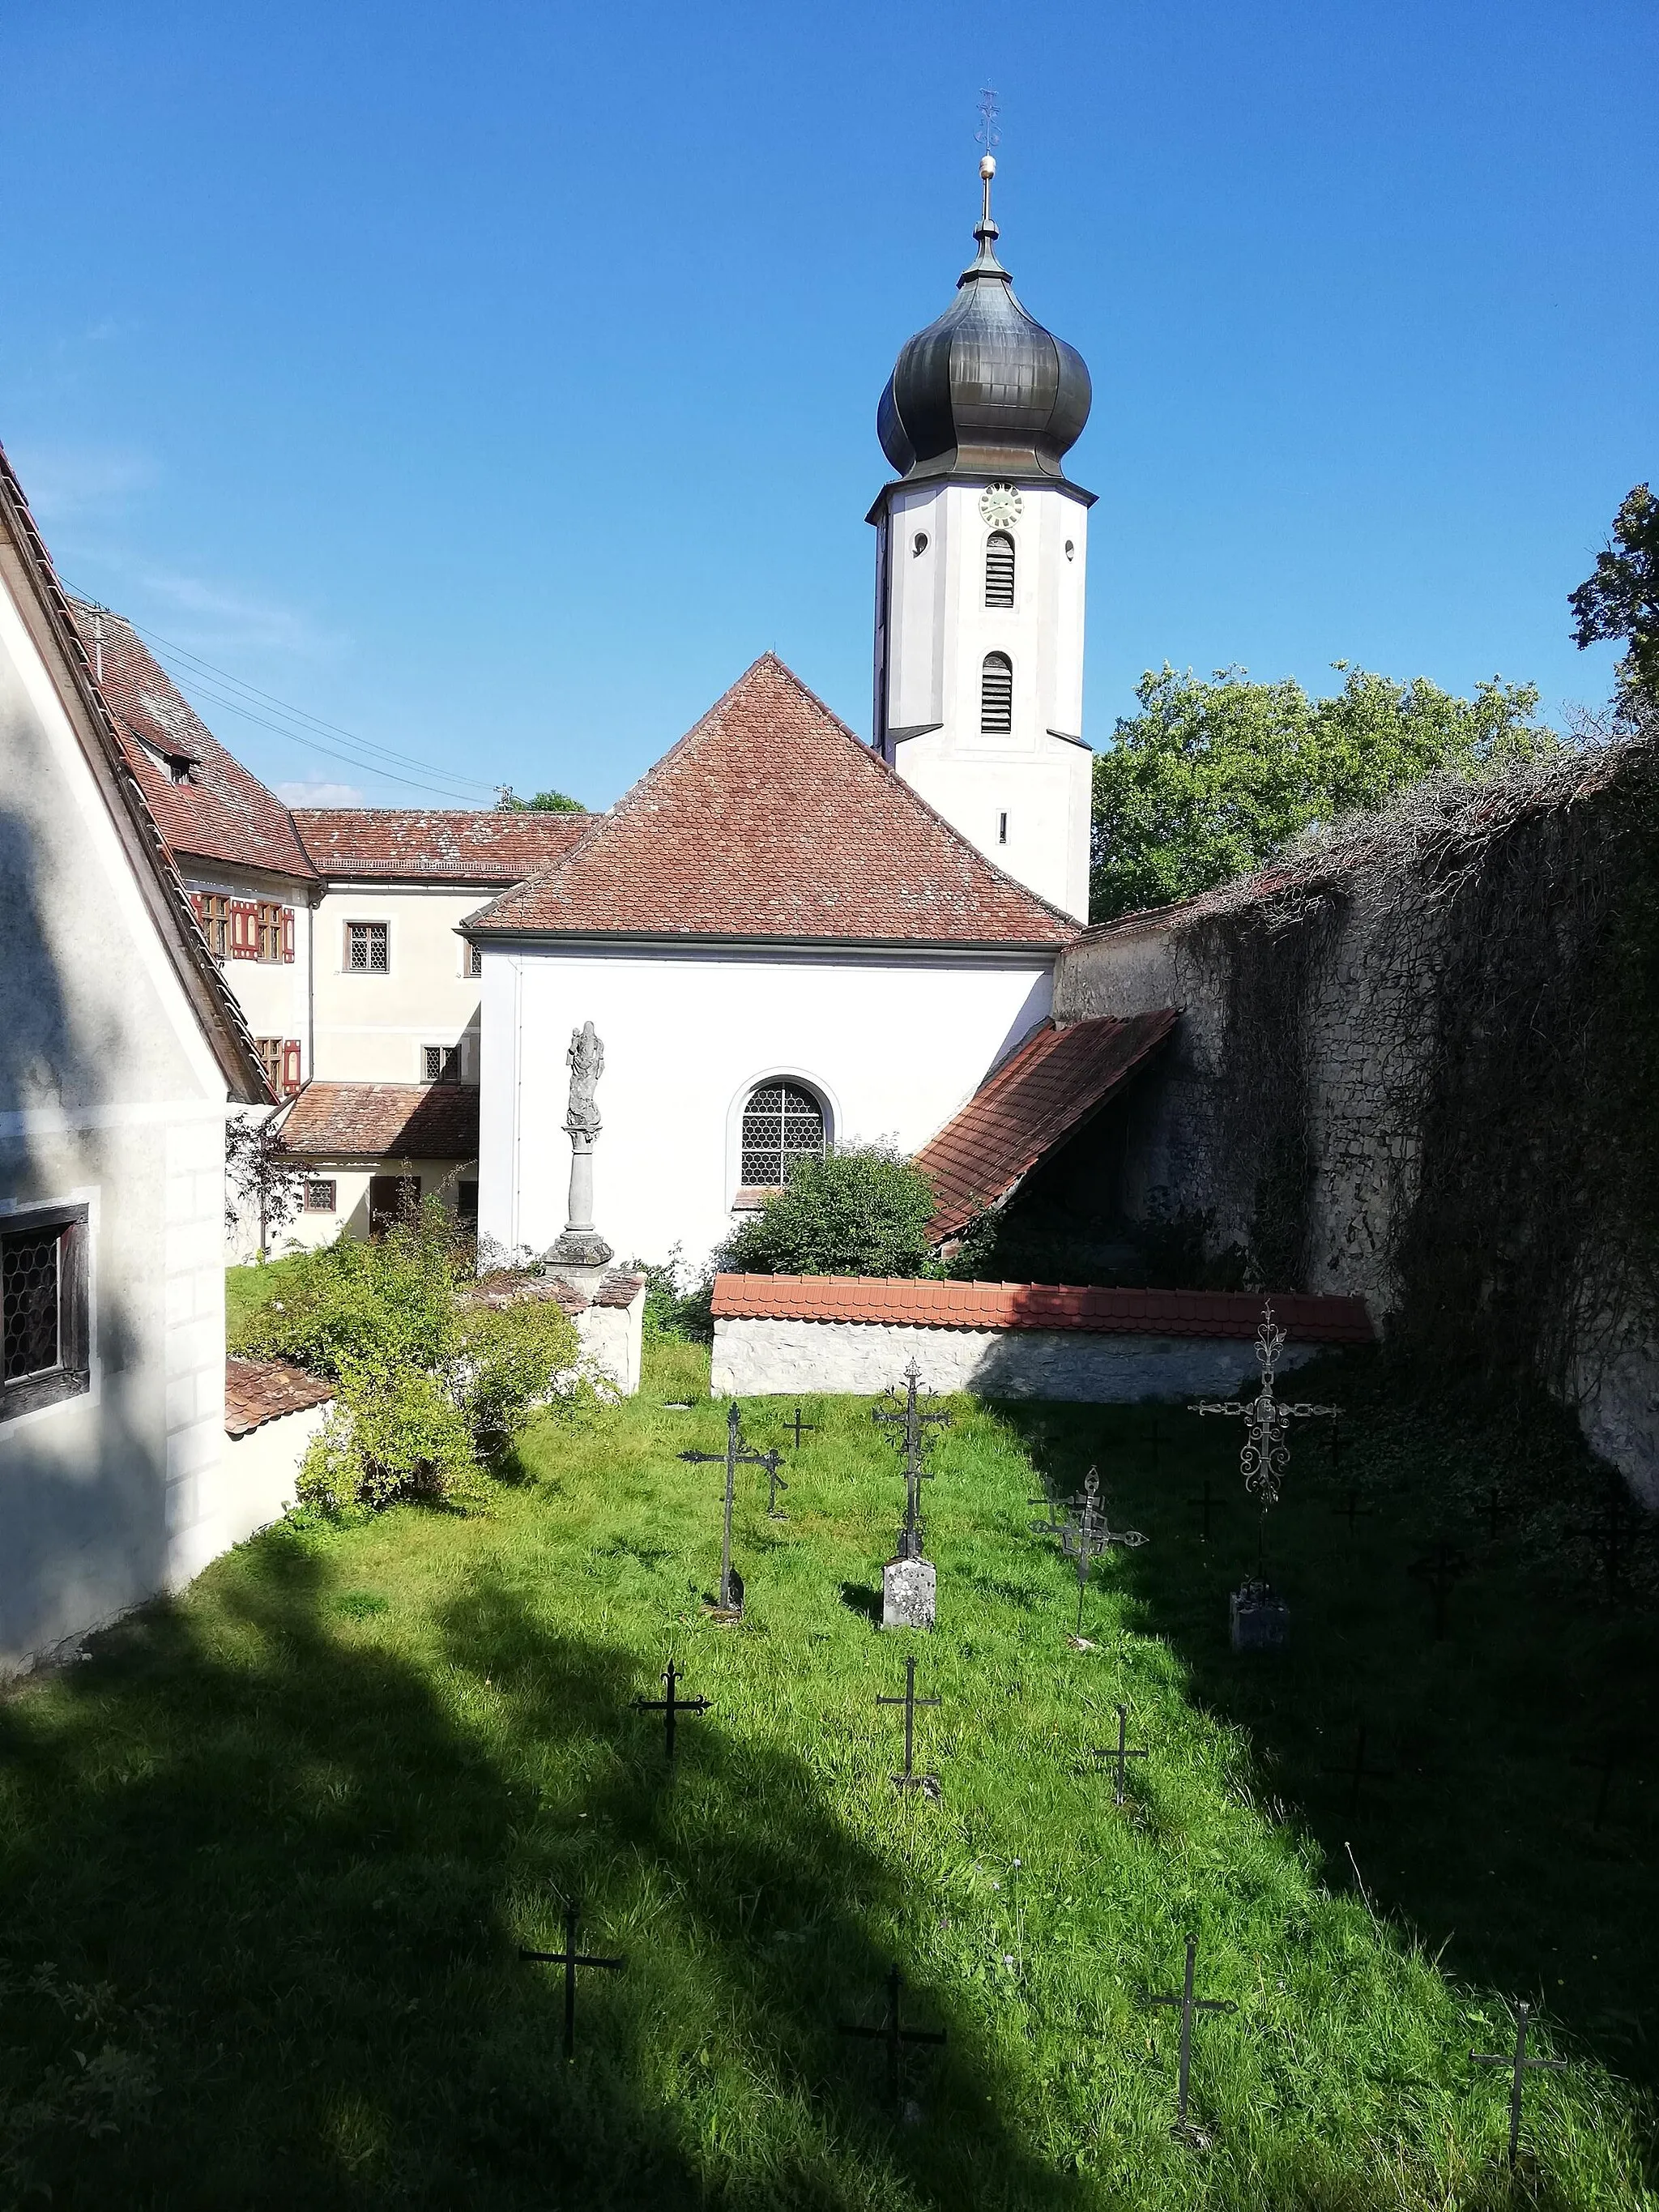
477;942;1054;1270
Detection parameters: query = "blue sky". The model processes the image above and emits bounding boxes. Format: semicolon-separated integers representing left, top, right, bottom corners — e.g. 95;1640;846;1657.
2;0;1653;809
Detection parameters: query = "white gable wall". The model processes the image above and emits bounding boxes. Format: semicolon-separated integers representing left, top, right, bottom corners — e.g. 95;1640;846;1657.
0;565;267;1674
477;942;1054;1269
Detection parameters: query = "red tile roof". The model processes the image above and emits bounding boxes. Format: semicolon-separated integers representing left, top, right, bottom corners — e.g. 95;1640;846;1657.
73;603;320;882
292;808;592;882
916;1012;1178;1240
279;1082;480;1160
711;1275;1375;1342
224;1357;335;1437
468;655;1080;947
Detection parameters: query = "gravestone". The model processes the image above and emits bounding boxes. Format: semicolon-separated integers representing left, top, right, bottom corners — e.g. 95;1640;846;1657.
883;1554;936;1630
1229;1577;1290;1651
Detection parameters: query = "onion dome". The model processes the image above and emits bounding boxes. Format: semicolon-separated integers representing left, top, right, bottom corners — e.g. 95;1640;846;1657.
877;157;1091;484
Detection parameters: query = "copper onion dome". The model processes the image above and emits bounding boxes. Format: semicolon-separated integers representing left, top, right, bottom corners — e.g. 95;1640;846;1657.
877;157;1092;484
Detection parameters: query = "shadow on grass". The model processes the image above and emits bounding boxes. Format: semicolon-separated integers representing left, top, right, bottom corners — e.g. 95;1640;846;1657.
838;1580;882;1624
0;1529;1076;2210
1002;1380;1659;2115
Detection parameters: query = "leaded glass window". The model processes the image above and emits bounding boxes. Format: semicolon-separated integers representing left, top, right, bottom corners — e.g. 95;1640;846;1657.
740;1083;825;1189
2;1228;61;1381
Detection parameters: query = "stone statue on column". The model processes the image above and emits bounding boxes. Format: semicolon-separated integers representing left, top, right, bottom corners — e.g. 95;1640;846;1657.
548;1021;614;1272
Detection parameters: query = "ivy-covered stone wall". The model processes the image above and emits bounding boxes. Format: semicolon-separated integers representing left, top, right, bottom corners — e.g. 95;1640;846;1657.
1051;741;1659;1498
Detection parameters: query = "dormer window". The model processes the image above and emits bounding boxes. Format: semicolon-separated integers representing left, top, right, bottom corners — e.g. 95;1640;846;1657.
985;532;1015;609
980;652;1013;734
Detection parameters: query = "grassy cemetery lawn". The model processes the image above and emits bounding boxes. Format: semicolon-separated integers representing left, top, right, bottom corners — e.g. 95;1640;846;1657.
1;1323;1656;2207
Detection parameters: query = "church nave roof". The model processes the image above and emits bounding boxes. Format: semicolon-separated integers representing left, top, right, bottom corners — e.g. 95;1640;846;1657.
463;654;1081;950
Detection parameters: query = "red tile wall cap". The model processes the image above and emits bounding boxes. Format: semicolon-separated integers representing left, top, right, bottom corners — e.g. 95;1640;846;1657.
710;1275;1375;1343
224;1357;335;1437
279;1081;480;1160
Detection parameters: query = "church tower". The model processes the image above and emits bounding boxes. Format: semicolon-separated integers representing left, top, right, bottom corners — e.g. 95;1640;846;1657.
869;157;1094;922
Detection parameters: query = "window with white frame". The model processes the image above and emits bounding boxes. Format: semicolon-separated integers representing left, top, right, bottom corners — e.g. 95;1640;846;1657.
464;941;483;978
1;1202;90;1420
422;1044;462;1084
740;1082;826;1189
346;920;389;973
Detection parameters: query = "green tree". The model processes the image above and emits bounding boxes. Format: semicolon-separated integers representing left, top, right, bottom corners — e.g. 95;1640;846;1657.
720;1146;938;1279
494;787;586;812
1570;483;1659;711
1090;664;1558;923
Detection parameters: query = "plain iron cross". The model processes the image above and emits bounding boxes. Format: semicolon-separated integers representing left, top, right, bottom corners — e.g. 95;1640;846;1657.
1147;1935;1237;2131
1191;1302;1340;1509
1471;2001;1567;2167
1186;1476;1216;1543
680;1400;778;1616
1061;1467;1147;1642
633;1659;711;1761
874;1360;952;1561
783;1405;816;1451
838;1963;947;2103
1330;1721;1392;1818
1330;1489;1373;1535
519;1905;626;2062
1090;1703;1148;1805
1410;1540;1472;1641
1571;1746;1622;1830
878;1652;941;1793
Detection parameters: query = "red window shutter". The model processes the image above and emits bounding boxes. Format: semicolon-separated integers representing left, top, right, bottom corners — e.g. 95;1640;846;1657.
189;891;205;925
281;1040;302;1095
282;908;296;963
229;901;258;959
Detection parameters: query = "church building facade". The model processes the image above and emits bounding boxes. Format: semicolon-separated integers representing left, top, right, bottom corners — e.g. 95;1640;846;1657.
467;162;1098;1268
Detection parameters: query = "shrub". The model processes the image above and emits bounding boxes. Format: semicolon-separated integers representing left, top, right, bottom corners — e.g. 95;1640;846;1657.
719;1145;938;1279
243;1199;582;1512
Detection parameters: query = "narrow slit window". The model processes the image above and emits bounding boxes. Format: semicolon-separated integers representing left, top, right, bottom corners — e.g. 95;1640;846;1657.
981;652;1013;734
984;531;1015;608
998;811;1009;845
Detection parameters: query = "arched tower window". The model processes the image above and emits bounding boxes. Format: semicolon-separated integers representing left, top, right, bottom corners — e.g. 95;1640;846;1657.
980;652;1013;734
984;531;1015;608
740;1081;826;1189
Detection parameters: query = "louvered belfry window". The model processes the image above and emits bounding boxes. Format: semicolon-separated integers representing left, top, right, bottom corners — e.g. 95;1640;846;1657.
740;1083;825;1189
981;652;1013;734
985;531;1015;608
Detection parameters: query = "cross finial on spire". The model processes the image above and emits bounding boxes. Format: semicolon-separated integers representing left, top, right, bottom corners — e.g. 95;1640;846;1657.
976;86;1000;157
972;88;1001;249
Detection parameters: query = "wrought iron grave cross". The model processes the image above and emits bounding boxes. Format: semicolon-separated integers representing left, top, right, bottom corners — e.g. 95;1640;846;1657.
1090;1703;1148;1805
874;1360;952;1561
1190;1302;1340;1509
1146;1934;1237;2132
877;1653;942;1795
679;1400;778;1619
783;1405;817;1451
1471;2001;1567;2168
1060;1467;1147;1643
838;1963;947;2103
633;1659;711;1761
1409;1539;1472;1641
519;1904;626;2062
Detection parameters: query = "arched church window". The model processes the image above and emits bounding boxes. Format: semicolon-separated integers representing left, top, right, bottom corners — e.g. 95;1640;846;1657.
980;652;1013;734
740;1082;826;1189
985;531;1015;608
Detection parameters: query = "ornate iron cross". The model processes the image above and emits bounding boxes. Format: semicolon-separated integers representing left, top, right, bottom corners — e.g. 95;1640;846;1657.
1191;1301;1339;1508
877;1652;941;1795
632;1659;711;1761
838;1963;947;2103
1471;2001;1567;2167
874;1360;952;1561
519;1904;625;2062
1060;1467;1146;1642
679;1399;778;1618
1146;1935;1237;2132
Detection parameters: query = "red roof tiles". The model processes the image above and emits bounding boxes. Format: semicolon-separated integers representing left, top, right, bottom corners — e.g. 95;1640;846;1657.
279;1082;480;1160
711;1275;1375;1342
75;604;320;882
224;1357;335;1437
292;808;592;882
915;1013;1178;1239
469;655;1080;947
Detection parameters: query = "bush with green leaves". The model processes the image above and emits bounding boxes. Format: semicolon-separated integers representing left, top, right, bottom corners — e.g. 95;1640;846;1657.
718;1144;937;1279
237;1200;582;1511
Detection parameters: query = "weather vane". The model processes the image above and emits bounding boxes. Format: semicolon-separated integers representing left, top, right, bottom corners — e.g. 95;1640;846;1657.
976;87;1000;156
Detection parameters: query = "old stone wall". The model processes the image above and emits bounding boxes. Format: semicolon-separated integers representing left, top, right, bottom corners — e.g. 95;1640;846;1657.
1051;743;1659;1495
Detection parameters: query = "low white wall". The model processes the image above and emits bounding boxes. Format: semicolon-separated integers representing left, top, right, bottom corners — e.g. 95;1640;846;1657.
711;1316;1319;1402
574;1284;644;1395
219;1400;331;1539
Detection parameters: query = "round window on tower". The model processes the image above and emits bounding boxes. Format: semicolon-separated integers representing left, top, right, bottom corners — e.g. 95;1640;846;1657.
912;532;929;557
1064;539;1076;561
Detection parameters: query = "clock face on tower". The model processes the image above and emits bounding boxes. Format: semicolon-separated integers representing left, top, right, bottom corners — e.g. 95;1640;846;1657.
978;484;1023;528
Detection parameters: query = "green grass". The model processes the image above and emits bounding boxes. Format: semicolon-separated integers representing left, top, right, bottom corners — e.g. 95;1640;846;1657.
224;1249;310;1347
0;1320;1654;2208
